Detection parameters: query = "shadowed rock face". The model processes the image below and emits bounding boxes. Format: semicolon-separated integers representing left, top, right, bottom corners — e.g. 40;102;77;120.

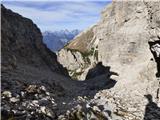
85;62;119;80
1;5;68;76
144;94;160;120
149;41;160;77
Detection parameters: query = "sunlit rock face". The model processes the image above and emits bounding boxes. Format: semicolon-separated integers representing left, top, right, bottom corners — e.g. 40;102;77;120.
58;27;99;80
58;0;160;119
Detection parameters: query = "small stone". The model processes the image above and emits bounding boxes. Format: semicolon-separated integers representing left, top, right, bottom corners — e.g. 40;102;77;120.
12;110;26;116
16;94;20;98
26;85;37;93
62;102;66;105
32;100;39;107
46;92;50;95
34;93;39;98
20;91;25;97
2;91;12;98
10;97;19;103
31;111;34;114
39;98;50;106
86;103;90;108
93;106;101;112
40;86;46;92
40;106;55;118
22;102;27;107
51;100;55;104
58;115;65;119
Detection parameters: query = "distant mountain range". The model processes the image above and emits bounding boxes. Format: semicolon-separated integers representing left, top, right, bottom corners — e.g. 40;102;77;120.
42;29;80;52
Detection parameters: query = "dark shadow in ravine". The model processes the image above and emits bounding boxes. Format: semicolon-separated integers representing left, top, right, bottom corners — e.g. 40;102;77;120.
85;62;119;80
55;62;119;116
148;41;160;77
143;94;160;120
77;62;119;98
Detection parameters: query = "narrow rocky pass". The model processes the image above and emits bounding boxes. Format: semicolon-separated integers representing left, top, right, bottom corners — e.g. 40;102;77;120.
2;0;160;120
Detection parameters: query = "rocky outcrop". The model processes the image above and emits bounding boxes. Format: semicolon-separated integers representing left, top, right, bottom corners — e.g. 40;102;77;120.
58;47;98;80
58;0;160;119
1;5;68;76
58;29;99;80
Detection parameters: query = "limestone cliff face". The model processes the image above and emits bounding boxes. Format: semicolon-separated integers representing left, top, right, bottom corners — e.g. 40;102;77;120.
58;1;160;119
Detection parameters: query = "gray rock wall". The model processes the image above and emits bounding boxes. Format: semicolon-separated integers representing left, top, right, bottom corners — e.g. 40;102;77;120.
58;1;160;119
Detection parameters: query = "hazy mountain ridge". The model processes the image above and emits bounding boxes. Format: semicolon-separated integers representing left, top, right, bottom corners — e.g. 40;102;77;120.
43;29;80;51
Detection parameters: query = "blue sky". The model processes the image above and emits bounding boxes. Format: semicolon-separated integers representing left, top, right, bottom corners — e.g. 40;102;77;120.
2;1;111;32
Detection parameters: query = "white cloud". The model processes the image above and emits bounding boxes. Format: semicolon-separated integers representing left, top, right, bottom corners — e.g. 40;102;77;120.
3;1;109;31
